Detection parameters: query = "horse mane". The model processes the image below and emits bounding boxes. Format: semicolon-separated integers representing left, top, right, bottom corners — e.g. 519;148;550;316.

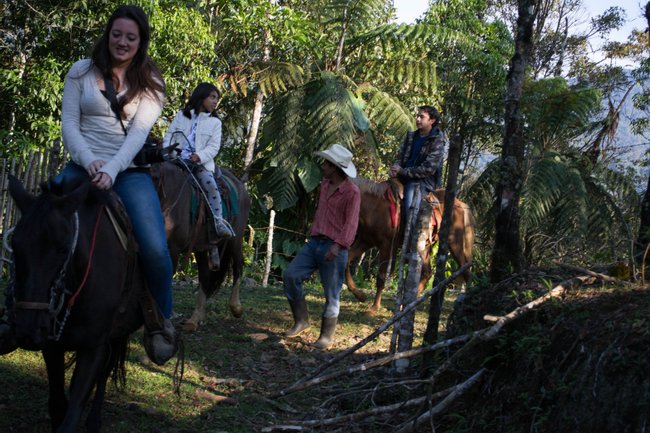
351;176;403;201
351;177;388;198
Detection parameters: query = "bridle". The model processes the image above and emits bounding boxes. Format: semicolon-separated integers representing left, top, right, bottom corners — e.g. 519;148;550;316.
12;206;104;341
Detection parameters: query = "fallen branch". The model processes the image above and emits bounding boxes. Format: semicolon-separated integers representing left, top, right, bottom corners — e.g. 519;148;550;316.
393;368;486;433
292;384;457;428
274;332;475;398
272;262;472;398
429;274;596;386
482;275;595;340
554;261;618;283
260;426;306;432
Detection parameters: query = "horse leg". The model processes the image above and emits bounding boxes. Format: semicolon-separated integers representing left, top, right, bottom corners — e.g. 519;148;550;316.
184;250;229;332
367;246;392;315
448;211;470;288
43;347;67;432
366;269;384;316
56;344;108;433
84;367;109;433
345;240;368;302
183;251;209;332
227;238;244;318
417;244;433;296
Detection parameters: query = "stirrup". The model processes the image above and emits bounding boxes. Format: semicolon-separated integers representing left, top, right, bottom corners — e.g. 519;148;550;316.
214;217;235;238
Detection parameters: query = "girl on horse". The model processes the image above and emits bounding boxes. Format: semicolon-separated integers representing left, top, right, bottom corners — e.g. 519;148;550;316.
161;82;235;243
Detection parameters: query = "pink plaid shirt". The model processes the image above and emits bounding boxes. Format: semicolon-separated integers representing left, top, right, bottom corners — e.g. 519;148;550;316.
310;178;361;248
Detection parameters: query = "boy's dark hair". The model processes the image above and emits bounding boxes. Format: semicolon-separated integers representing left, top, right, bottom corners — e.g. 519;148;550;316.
418;105;441;124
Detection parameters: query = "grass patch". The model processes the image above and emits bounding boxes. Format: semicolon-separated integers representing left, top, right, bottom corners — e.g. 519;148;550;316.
0;276;456;432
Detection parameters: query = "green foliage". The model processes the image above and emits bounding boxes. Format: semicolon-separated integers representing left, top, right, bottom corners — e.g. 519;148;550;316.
255;72;371;210
522;78;601;152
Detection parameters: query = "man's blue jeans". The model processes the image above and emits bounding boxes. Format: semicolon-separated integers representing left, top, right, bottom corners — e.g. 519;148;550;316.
283;237;348;318
57;163;174;318
402;181;422;228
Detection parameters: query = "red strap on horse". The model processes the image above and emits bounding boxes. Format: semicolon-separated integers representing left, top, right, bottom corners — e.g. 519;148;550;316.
385;185;398;228
68;205;105;307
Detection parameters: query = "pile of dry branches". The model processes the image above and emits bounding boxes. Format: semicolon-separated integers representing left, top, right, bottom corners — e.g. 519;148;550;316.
262;264;617;433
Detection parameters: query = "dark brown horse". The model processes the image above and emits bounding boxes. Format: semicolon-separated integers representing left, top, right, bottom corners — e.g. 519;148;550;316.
152;161;251;332
346;177;474;314
7;175;145;433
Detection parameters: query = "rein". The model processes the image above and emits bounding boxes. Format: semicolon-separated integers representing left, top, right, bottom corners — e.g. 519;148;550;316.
13;206;106;341
52;205;105;341
13;213;80;312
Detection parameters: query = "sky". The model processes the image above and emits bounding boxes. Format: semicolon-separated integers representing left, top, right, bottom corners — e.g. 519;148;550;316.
392;0;645;45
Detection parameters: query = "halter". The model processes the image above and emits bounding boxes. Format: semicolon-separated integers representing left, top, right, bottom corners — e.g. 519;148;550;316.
12;213;79;313
12;206;105;341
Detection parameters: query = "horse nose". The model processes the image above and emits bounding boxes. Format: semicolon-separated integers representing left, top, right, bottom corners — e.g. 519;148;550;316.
13;312;51;350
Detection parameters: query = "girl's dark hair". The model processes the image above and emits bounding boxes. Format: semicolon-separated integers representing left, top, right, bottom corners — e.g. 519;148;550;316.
182;82;220;118
91;5;164;113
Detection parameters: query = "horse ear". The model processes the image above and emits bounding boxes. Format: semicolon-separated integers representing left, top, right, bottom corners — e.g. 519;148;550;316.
52;178;90;216
8;175;36;213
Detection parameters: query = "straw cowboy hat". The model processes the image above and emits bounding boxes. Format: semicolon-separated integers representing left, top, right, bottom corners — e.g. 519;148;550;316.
314;143;357;178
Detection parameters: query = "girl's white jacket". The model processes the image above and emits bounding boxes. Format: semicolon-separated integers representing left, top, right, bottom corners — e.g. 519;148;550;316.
162;109;222;172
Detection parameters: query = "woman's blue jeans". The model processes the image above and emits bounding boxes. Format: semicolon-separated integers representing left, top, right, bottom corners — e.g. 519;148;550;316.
57;163;174;318
282;237;348;318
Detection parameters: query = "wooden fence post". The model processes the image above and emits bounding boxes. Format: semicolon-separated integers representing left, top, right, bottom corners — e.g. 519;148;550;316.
262;209;276;288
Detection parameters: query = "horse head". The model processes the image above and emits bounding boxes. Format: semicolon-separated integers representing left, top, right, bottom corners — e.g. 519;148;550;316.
8;175;89;350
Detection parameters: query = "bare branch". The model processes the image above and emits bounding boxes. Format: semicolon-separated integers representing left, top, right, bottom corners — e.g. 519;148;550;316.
392;368;486;433
272;261;473;398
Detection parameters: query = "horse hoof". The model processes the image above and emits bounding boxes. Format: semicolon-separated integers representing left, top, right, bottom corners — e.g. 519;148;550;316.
230;305;243;318
364;307;379;317
182;321;199;333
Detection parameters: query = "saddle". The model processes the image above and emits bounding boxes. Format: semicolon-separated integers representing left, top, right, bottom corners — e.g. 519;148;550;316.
101;191;165;339
177;163;240;225
387;181;442;243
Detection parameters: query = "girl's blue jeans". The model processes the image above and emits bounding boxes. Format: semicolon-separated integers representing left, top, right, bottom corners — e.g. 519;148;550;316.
57;163;174;318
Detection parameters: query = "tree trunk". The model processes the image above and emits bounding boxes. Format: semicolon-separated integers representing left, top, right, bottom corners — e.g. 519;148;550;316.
490;0;537;283
242;90;265;182
242;5;273;182
636;2;650;267
422;136;463;352
638;163;650;265
393;196;430;372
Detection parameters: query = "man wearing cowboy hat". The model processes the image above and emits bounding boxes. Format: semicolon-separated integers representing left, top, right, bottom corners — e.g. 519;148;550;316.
282;143;361;350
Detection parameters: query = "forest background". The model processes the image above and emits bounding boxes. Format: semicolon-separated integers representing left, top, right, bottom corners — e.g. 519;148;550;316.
2;0;649;279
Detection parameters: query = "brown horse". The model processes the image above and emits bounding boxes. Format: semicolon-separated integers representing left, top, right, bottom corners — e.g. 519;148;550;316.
345;177;474;314
152;161;251;332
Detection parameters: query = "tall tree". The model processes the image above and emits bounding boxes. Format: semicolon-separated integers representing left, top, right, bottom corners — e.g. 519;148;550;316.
635;1;650;266
490;0;539;281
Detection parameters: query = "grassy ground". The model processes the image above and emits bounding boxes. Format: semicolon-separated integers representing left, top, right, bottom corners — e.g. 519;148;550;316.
0;275;458;432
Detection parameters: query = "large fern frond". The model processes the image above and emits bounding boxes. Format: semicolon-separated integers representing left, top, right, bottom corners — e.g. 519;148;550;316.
256;71;369;210
324;0;390;36
257;166;301;211
359;85;413;138
218;61;310;97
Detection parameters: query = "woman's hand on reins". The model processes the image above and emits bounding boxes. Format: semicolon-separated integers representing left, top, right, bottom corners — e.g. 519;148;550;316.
92;171;113;190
